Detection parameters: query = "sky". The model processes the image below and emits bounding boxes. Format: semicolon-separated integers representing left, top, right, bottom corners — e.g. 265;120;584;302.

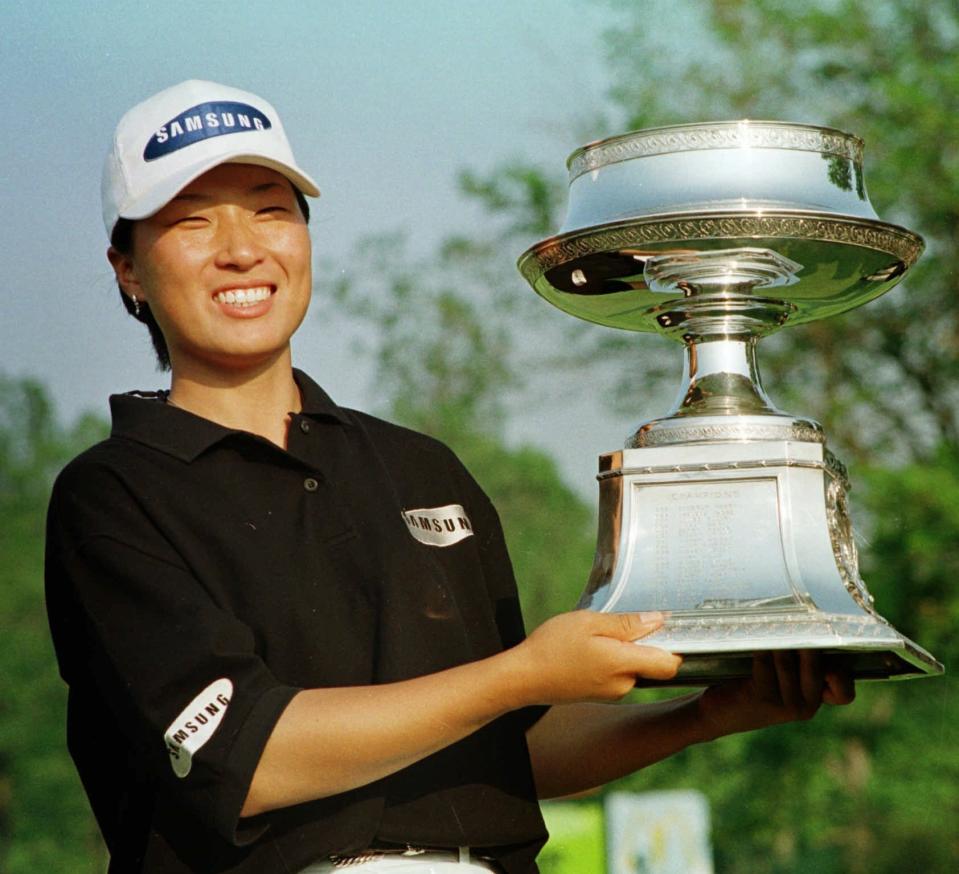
0;0;660;495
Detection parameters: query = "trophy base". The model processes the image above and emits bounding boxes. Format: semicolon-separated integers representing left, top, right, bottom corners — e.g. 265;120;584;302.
580;439;944;687
657;650;931;688
634;613;940;687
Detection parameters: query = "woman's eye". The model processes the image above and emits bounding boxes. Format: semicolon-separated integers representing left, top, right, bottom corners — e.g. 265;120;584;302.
258;205;289;216
174;215;209;226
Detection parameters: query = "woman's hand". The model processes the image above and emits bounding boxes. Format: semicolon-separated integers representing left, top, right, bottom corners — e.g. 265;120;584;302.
525;645;855;800
695;650;856;742
508;610;683;706
245;610;678;816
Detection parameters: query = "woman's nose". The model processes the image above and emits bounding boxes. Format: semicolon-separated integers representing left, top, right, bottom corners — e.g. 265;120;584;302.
214;216;265;269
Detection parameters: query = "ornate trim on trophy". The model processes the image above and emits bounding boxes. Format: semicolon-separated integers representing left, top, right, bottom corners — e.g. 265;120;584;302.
598;456;827;481
519;212;923;282
647;611;893;642
822;448;850;489
823;453;878;614
629;421;826;448
568;121;864;182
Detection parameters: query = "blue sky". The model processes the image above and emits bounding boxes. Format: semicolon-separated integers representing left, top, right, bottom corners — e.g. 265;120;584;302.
0;0;652;490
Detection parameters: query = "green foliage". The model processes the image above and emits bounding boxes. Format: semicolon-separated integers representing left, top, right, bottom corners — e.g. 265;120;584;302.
458;164;565;239
450;434;594;630
859;447;959;655
538;802;606;874
324;231;515;443
0;376;109;872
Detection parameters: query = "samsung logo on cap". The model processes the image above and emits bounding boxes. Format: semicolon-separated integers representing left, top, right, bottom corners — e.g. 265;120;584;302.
143;101;271;161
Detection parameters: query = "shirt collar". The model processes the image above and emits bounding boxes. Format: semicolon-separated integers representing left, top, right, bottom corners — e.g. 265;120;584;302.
109;369;352;463
294;369;353;425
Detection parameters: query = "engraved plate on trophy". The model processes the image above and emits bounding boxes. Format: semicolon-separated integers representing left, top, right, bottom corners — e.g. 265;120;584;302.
518;121;943;685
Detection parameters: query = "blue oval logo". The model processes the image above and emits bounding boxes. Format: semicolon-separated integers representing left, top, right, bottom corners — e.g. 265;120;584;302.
143;101;272;161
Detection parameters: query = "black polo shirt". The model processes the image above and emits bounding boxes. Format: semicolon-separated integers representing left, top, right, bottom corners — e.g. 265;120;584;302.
45;370;548;874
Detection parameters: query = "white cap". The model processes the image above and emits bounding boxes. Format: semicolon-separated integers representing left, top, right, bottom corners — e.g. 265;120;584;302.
102;79;319;238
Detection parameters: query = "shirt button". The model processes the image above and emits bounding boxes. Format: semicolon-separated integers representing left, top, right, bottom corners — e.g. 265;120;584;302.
299;419;311;434
303;477;319;492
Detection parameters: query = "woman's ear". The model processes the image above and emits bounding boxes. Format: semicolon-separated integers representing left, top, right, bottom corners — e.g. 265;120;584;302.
107;246;143;303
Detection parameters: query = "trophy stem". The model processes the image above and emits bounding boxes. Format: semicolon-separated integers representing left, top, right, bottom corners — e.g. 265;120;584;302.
627;247;823;446
671;335;780;418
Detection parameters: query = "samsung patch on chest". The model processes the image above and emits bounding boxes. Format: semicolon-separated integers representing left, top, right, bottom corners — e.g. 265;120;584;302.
402;504;474;547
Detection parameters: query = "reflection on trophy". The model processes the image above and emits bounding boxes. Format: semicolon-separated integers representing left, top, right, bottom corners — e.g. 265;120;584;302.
518;121;943;685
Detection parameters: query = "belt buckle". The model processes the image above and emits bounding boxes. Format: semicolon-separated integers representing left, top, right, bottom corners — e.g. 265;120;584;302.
329;852;384;868
329;846;431;867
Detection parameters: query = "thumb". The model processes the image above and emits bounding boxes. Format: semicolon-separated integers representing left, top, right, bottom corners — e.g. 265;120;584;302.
822;669;856;705
592;610;665;642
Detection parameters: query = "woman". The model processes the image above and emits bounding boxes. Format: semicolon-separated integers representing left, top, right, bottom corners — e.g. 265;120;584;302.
46;80;854;874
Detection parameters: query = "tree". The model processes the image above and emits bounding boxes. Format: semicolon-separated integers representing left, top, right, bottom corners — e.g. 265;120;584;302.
0;376;108;872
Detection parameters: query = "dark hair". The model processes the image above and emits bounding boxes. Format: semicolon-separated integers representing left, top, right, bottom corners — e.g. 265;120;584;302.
111;186;311;371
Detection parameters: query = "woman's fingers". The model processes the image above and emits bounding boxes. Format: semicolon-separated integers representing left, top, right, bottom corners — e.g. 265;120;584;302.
600;611;682;680
591;610;666;641
767;650;851;716
628;645;683;681
752;652;779;701
773;650;803;712
523;615;860;709
799;649;826;709
772;650;821;719
517;610;683;703
823;667;856;705
590;612;681;681
699;649;858;741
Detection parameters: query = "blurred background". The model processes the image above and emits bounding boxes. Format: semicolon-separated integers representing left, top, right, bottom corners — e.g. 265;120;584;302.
2;1;956;871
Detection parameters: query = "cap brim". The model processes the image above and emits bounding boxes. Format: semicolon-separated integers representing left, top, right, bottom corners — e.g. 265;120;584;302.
117;150;320;223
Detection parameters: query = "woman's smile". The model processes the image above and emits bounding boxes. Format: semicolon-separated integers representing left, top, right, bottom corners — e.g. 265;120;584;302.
112;163;312;373
212;283;276;317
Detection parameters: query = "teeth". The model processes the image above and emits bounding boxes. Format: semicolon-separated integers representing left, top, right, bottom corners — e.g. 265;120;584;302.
214;286;272;306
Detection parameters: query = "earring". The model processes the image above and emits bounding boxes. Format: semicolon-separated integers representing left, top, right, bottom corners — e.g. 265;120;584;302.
132;295;141;317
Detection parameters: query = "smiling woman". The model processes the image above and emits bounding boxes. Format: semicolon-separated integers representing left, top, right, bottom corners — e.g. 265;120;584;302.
110;182;312;372
44;79;853;874
108;164;313;389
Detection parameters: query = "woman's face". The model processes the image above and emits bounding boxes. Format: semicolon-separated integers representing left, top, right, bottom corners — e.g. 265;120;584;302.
110;163;312;376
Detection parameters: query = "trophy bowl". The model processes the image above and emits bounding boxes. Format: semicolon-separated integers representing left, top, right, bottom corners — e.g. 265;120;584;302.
518;120;942;686
518;120;922;335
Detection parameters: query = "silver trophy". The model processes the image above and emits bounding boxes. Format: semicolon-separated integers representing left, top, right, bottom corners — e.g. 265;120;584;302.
518;121;943;685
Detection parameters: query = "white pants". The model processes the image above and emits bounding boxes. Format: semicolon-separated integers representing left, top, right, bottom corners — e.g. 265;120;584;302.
300;849;498;873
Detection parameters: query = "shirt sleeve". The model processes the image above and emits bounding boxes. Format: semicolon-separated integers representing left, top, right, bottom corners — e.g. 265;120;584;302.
45;459;301;846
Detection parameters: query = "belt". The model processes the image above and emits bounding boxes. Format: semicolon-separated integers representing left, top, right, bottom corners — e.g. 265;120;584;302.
300;846;499;872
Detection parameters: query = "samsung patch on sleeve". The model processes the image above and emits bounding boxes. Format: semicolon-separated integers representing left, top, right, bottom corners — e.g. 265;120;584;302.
163;678;233;778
